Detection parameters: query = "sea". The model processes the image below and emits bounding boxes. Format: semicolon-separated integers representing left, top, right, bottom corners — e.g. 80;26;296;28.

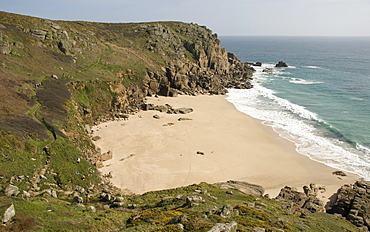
220;36;370;180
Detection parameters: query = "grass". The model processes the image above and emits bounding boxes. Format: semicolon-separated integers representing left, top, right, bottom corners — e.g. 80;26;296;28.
0;171;361;231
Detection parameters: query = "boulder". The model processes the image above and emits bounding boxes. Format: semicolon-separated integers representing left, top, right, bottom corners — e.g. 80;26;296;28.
87;206;96;213
4;184;19;196
174;108;193;114
186;196;205;206
208;221;237;232
1;204;15;224
275;185;324;214
332;170;347;177
0;41;11;55
275;61;288;67
327;181;370;230
167;214;187;225
215;180;265;197
72;196;84;204
99;151;113;161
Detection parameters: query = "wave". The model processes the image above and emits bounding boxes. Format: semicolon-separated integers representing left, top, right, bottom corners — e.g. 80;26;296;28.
289;78;324;85
303;65;322;69
226;72;370;180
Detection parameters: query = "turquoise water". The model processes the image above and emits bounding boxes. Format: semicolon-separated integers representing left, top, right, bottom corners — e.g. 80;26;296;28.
220;36;370;179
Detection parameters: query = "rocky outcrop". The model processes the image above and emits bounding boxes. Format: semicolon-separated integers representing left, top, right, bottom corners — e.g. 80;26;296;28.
0;204;15;224
275;184;325;215
327;181;370;230
215;180;265;197
208;221;237;232
275;61;288;67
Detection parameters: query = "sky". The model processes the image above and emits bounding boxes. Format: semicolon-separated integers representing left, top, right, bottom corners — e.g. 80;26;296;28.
1;0;370;36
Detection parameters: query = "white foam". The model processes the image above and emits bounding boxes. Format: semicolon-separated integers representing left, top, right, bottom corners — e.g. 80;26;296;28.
289;78;324;85
226;68;370;180
303;65;322;69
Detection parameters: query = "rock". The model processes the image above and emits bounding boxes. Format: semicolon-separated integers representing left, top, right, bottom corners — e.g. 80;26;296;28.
262;68;273;74
219;204;236;218
21;190;31;199
13;41;24;50
208;221;237;232
1;204;15;224
196;151;205;155
332;170;347;176
92;136;102;141
327;181;370;230
99;151;113;161
87;206;96;212
4;184;19;196
275;185;324;214
153;114;160;119
215;180;265;197
0;41;11;55
275;61;288;67
253;227;265;232
72;196;84;204
186;196;205;206
30;29;48;40
167;214;187;225
175;107;193;114
85;124;91;134
178;117;192;121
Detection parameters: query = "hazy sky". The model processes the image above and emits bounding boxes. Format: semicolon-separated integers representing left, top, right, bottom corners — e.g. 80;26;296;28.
1;0;370;36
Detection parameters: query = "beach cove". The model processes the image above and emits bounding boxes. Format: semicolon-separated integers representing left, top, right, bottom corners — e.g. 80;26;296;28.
92;94;358;200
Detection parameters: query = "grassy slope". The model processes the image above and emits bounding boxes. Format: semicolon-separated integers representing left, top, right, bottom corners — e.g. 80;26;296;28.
2;182;360;231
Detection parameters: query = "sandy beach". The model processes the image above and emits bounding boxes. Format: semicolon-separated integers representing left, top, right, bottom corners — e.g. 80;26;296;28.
92;95;358;200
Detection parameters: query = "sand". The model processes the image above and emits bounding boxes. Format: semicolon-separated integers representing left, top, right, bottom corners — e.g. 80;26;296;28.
92;95;358;201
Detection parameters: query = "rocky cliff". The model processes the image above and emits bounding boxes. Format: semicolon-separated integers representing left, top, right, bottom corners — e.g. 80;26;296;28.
0;11;253;196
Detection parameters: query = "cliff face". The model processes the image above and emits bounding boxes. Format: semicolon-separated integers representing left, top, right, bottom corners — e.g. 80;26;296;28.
0;12;253;194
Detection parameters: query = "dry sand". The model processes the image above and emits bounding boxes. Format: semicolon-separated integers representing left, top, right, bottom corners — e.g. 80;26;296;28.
92;95;358;201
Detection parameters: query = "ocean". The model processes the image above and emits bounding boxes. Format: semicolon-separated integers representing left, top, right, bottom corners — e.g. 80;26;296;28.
220;36;370;180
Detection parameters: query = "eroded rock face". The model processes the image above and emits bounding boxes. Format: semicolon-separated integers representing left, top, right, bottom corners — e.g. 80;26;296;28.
215;180;265;197
275;184;324;215
327;181;370;230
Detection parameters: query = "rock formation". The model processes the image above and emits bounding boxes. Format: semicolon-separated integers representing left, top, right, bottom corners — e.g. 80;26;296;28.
275;184;325;215
327;181;370;230
275;61;288;67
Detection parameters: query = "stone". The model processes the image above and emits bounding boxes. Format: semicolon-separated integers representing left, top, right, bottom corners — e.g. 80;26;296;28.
327;181;370;230
332;170;347;176
186;196;205;205
92;136;102;141
87;206;96;213
219;204;235;218
275;61;288;67
178;117;192;121
100;151;113;161
21;190;31;199
176;107;193;114
208;221;237;232
1;204;15;224
216;180;265;196
72;196;84;204
0;41;11;55
253;227;266;232
4;184;19;196
275;185;324;214
167;214;187;225
153;114;160;119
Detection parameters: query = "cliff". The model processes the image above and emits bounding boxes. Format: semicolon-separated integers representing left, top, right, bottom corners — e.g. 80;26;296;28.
0;11;253;195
